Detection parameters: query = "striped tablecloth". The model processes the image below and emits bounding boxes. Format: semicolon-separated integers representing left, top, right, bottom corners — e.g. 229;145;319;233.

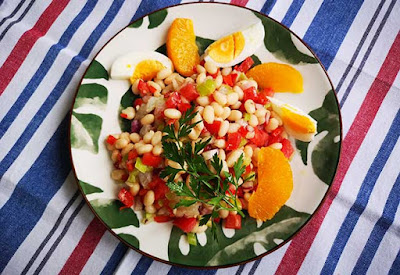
0;0;399;274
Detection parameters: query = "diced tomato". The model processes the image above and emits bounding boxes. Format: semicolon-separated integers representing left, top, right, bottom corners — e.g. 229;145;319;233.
226;132;242;151
120;113;128;119
179;83;199;101
118;188;134;210
128;150;138;160
173;217;197;233
231;73;238;83
154;183;169;200
167;119;177;126
213;217;221;223
148;84;157;94
154;216;173;223
237;186;244;197
225;184;237;195
238;126;248;137
224;213;242;229
138;80;150;96
126;160;134;172
222;74;234;86
243;86;258;103
271;126;284;137
201;127;209;135
208;94;215;103
139;188;148;196
178;102;191;113
244;165;252;175
148;176;163;189
106;135;117;145
281;139;294;159
134;98;143;107
121;173;129;182
166;92;181;108
192;65;198;74
204;121;221;135
250;127;269;147
142;152;163;167
207;68;220;79
268;126;284;145
235;57;254;73
200;60;205;66
257;87;274;105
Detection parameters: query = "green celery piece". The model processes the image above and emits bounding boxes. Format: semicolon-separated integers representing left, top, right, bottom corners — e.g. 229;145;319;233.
135;158;152;173
197;79;216;96
244;113;251;121
187;233;197;246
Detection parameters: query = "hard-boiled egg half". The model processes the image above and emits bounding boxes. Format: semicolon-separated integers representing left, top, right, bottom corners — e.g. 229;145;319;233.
268;97;317;142
110;51;173;84
203;21;264;67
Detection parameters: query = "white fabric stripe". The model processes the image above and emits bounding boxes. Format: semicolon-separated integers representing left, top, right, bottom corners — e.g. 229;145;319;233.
2;172;78;274
38;205;95;274
114;250;142;275
246;0;267;11
215;264;240;275
253;242;290;274
0;0;52;66
289;0;323;38
80;231;121;275
335;139;400;273
268;0;292;22
144;260;172;275
298;82;400;274
0;1;22;23
0;0;87;121
367;207;400;274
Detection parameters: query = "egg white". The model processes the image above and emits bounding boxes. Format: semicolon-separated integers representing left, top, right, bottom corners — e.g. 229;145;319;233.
203;21;265;68
110;51;173;80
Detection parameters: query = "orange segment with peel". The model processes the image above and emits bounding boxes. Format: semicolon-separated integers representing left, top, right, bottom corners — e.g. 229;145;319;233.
246;62;303;93
166;18;200;77
248;147;293;221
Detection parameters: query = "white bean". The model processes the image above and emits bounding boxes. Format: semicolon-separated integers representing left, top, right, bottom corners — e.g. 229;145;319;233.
228;110;242;121
111;169;125;181
157;68;172;80
231;101;242;110
147;81;161;94
244;100;256;114
164;73;178;85
188;128;201;140
219;209;229;219
222;67;232;76
203;106;215;124
155;79;165;89
129;133;140;143
212;102;224;117
214;139;226;149
218;120;229;137
131;79;140;95
145;205;156;214
130;182;140;196
221;107;231;120
152;144;163;156
215;75;223;88
228;123;240;133
151;131;162;146
233;85;244;100
218;149;226;160
111;150;120;163
143;130;155;144
269;143;283;150
227;92;239;106
249;114;259;127
196;96;210;107
121;107;135;120
244;192;251;201
164;109;182;119
196;72;206;84
115;138;129;149
141;114;155;125
196;64;206;74
266;117;279;132
227;150;243;168
204;61;218;74
143;190;155;206
244;145;253;159
121;143;134;156
137;144;153;155
214;91;227;106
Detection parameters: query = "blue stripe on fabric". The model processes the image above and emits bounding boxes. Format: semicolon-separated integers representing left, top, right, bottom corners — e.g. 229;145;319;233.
101;243;127;275
321;109;400;275
389;249;400;275
130;0;181;22
0;0;98;139
167;266;217;275
303;0;364;69
260;0;277;15
0;0;36;41
0;115;71;272
352;173;400;274
131;256;153;275
281;0;304;27
0;0;28;27
0;0;124;177
0;0;125;271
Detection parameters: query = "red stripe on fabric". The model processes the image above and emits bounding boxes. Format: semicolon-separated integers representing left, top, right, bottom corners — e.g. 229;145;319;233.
59;218;106;275
0;0;69;96
230;0;249;6
275;32;400;275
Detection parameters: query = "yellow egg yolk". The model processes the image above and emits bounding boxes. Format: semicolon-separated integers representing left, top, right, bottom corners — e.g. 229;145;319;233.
208;32;245;63
281;105;316;134
130;60;164;83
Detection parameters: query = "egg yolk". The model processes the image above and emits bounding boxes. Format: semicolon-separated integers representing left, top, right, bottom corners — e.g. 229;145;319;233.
130;60;164;83
208;32;245;63
281;106;316;134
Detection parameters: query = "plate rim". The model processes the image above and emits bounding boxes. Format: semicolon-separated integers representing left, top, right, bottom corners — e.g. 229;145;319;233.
67;1;343;269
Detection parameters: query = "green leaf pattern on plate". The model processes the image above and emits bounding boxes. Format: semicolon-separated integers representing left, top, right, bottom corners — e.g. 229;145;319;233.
70;112;102;153
84;60;109;80
118;233;140;249
168;206;309;266
148;9;168;29
129;18;143;28
296;90;341;185
91;199;139;228
73;83;108;109
254;13;318;64
79;180;103;195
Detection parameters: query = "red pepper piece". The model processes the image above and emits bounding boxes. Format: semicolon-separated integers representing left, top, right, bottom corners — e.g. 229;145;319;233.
120;113;128;119
106;135;117;145
134;98;143;107
222;74;234;86
137;80;150;96
118;188;134;210
173;217;197;233
142;152;163;167
224;213;242;229
204;121;222;135
226;132;241;151
154;216;173;223
238;126;248;137
235;57;254;73
243;86;258;103
281;138;294;159
179;83;199;101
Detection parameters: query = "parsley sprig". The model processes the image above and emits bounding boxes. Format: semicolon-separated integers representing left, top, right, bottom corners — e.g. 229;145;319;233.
160;106;246;238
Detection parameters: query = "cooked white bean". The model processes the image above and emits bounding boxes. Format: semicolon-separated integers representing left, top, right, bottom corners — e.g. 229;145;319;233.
129;133;140;143
196;72;206;84
244;192;251;201
203;105;215;124
143;190;155;206
196;96;210;107
152;144;163;156
215;75;223;88
228;123;240;133
221;160;229;177
233;85;244;100
188;128;200;140
143;130;155;144
231;101;242;110
145;205;156;214
111;150;120;163
246;131;255;139
121;143;134;156
134;141;144;150
252;148;260;164
214;91;227;106
137;144;153;155
281;131;289;139
115;138;129;149
218;149;226;160
176;75;185;84
210;102;222;118
266;117;279;132
214;139;226;149
244;100;256;114
244;145;253;159
164;109;182;119
147;81;161;93
164;73;178;85
242;181;254;189
222;67;232;76
221;107;231;120
155;79;165;89
228;110;242;121
129;182;140;196
218;120;229;137
195;106;204;116
157;68;173;80
151;131;162;146
270;111;283;125
219;209;229;219
120;132;130;142
227;92;239;106
227;150;243;168
249;114;259;127
131;79;140;95
204;61;217;74
141;114;154;125
191;223;208;234
106;143;115;151
196;64;206;74
121;107;136;120
269;143;283;150
111;169;125;181
172;79;179;91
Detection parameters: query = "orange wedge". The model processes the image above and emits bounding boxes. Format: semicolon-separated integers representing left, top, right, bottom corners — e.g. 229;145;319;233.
166;18;200;76
246;62;303;93
248;147;293;221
